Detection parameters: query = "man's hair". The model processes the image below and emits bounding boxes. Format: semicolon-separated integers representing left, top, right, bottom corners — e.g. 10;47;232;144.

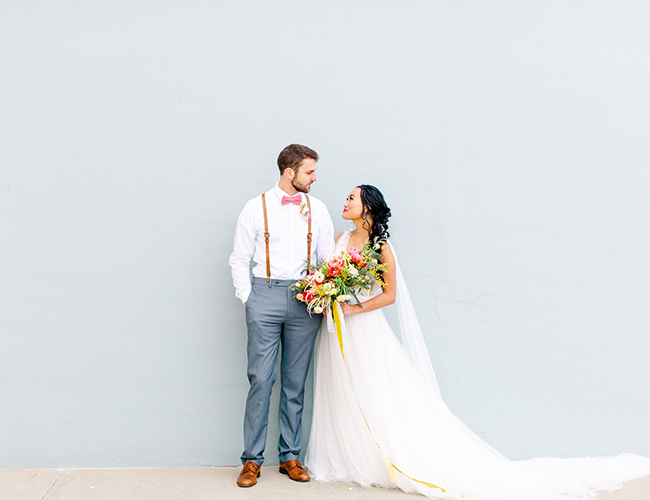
277;144;319;175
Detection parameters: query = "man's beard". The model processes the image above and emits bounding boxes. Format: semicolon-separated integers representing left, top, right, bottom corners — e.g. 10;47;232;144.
292;177;311;193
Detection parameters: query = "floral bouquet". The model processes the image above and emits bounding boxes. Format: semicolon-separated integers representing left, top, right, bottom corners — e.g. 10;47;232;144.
292;240;387;314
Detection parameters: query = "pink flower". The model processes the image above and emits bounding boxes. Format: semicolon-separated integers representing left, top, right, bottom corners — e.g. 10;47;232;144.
329;257;346;268
348;247;362;264
296;293;305;302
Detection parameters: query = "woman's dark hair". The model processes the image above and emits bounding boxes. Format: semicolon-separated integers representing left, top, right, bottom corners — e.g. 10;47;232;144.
358;184;391;245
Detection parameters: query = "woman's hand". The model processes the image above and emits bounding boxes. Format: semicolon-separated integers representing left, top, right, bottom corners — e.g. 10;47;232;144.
340;303;361;316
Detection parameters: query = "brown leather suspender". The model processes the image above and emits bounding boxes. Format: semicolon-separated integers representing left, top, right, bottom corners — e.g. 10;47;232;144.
261;193;312;282
261;193;271;282
306;195;312;275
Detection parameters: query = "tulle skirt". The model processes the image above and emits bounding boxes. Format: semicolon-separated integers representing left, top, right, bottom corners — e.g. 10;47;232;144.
305;307;650;500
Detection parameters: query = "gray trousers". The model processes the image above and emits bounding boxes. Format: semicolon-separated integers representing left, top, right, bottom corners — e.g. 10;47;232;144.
242;277;322;465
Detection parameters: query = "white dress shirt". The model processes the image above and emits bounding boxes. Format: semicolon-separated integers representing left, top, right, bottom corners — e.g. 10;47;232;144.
229;184;336;304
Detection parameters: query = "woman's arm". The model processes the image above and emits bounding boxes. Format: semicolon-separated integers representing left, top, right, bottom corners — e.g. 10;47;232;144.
340;242;396;315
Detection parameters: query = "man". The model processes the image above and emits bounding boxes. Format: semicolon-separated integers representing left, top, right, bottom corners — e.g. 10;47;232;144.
229;144;335;487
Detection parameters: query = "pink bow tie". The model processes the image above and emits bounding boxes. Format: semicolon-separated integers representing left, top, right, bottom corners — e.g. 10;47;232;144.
281;195;302;206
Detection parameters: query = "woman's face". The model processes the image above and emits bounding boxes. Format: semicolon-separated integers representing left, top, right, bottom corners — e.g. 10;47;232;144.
343;187;364;220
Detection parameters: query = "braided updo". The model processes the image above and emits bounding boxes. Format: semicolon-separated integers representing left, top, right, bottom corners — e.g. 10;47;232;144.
358;184;391;245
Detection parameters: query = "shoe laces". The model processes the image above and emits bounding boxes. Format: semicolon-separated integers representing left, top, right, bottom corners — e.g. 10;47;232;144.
242;462;257;473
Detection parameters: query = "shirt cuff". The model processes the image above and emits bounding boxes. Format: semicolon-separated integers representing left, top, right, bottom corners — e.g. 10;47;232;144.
239;289;251;305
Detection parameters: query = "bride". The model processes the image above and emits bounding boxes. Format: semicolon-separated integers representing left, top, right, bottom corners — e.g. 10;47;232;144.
305;184;650;500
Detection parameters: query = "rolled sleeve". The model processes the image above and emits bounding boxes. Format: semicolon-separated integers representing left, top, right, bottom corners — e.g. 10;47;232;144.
229;204;256;304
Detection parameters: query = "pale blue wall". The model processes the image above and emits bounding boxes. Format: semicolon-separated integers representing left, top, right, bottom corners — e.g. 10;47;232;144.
1;1;649;468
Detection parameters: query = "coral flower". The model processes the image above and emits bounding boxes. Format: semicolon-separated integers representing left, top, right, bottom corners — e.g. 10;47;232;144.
327;257;345;277
328;266;342;277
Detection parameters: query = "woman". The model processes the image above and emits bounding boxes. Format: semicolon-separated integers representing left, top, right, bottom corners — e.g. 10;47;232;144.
305;185;650;500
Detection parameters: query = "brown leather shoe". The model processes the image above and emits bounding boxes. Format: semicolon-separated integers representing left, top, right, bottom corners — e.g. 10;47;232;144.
279;459;310;482
237;461;261;487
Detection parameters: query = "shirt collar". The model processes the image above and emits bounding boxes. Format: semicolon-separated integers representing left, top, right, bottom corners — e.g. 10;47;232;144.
273;183;303;203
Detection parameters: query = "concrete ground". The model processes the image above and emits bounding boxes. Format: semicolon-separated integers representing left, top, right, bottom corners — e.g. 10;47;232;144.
1;467;649;500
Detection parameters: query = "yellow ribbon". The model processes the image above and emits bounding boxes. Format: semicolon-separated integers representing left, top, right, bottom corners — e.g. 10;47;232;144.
331;301;345;361
331;302;468;499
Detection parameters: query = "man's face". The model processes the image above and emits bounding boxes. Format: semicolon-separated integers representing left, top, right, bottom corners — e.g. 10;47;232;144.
291;158;318;193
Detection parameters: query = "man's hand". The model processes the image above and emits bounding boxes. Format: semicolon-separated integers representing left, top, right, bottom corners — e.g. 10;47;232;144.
244;302;247;308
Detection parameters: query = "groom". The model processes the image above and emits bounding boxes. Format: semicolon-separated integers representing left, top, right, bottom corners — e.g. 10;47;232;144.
229;144;335;487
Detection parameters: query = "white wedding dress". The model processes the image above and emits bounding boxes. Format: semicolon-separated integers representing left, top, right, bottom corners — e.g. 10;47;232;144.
305;231;650;500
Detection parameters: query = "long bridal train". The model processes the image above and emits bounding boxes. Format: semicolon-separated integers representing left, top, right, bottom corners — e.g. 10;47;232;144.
305;231;650;500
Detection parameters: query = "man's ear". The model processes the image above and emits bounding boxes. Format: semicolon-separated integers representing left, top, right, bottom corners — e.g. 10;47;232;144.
284;168;295;181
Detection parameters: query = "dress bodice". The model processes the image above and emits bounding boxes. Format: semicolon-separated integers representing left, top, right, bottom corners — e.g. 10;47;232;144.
333;229;352;254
